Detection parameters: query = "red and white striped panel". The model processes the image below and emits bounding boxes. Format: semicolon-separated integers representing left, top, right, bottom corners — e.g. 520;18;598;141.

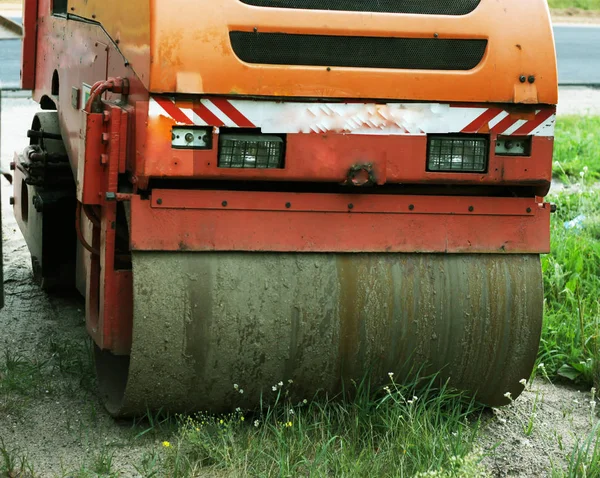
149;97;556;137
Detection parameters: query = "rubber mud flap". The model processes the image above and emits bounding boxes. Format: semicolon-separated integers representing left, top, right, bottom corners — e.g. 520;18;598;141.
96;253;543;416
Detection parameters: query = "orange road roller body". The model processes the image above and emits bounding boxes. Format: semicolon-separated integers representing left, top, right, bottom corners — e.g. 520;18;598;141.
12;0;557;414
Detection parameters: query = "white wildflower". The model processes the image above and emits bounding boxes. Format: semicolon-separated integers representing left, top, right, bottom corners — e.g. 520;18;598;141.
584;166;589;173
233;384;239;390
288;379;294;384
538;363;545;369
272;385;277;391
504;392;512;400
254;420;260;427
289;409;295;415
235;407;241;412
278;381;284;387
239;389;244;394
388;372;394;379
519;379;527;386
303;399;308;404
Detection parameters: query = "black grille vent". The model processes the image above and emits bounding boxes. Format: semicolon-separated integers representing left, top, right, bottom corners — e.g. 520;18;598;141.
230;32;487;71
238;0;481;15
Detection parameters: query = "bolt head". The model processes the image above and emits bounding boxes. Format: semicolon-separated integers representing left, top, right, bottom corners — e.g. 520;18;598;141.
528;75;535;84
519;75;526;83
185;133;194;143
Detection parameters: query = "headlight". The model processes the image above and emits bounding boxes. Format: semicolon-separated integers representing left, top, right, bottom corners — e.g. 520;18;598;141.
218;134;285;169
427;136;488;173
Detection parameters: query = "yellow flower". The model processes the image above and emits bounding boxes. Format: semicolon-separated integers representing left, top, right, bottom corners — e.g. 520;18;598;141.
240;416;245;421
220;419;224;424
162;441;171;448
286;421;293;428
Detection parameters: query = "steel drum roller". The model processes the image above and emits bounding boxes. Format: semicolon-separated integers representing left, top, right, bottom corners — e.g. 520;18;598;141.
95;253;543;416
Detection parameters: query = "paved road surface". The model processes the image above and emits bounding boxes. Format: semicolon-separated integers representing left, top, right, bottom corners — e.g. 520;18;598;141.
554;24;600;85
1;18;599;88
0;16;20;88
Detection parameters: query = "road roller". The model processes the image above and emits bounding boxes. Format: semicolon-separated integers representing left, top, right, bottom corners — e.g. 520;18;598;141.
10;0;557;415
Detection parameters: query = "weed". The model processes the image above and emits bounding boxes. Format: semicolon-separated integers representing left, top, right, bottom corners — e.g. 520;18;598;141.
133;451;163;478
0;438;35;477
132;408;178;440
553;116;600;183
162;375;484;477
48;337;95;392
564;423;600;478
540;189;600;390
523;392;540;437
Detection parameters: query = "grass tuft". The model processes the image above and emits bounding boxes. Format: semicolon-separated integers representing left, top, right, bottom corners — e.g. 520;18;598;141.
540;190;600;390
161;376;486;477
553;117;600;183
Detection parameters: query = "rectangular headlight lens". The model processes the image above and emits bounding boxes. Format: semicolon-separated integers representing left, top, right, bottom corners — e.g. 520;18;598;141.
218;134;284;169
427;136;488;173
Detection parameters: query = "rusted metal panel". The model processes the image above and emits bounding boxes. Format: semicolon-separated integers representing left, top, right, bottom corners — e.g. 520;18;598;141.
129;192;551;254
95;252;543;415
20;0;37;89
140;123;553;190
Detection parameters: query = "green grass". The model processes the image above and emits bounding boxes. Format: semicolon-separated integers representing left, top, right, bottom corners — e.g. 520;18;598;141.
0;337;95;416
161;377;486;477
553;117;600;183
548;0;600;9
540;190;600;391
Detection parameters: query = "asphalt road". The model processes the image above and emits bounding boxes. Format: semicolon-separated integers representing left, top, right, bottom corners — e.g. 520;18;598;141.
0;19;599;88
554;24;600;85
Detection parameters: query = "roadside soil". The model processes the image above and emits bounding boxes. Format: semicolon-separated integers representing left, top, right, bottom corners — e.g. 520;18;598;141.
1;94;599;476
551;8;600;24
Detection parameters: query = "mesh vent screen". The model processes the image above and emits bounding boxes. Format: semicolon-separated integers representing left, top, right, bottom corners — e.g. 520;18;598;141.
230;32;487;71
238;0;481;15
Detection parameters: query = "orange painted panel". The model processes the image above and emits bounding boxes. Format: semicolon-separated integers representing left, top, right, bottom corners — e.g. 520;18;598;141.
67;0;557;104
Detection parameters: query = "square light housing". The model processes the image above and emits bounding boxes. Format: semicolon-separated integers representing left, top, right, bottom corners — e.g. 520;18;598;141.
427;135;488;173
218;134;285;169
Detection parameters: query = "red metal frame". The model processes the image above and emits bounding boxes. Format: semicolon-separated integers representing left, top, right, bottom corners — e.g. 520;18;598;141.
21;0;38;90
130;191;551;254
80;104;133;354
142;119;553;193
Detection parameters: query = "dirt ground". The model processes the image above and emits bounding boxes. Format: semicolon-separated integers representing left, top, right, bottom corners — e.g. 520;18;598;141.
1;91;599;477
551;8;600;24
